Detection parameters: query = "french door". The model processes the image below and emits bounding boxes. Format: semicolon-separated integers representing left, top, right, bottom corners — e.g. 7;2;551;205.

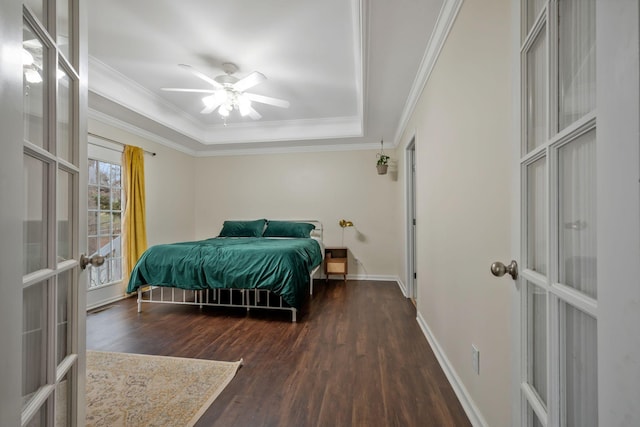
1;0;87;425
519;0;598;425
516;0;640;426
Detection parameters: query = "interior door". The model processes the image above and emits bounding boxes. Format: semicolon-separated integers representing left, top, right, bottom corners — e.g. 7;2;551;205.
513;1;640;426
518;1;598;425
406;139;417;302
2;0;87;425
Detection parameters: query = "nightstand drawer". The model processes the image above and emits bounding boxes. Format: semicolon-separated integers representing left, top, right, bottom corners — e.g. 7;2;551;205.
326;259;347;274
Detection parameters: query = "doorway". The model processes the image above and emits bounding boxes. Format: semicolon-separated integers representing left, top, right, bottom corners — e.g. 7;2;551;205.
406;137;417;304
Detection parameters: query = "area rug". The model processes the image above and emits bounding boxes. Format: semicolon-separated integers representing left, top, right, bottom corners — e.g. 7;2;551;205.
86;350;242;427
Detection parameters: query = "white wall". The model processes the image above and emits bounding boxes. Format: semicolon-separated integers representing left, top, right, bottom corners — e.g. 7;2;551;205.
193;149;401;279
397;0;513;425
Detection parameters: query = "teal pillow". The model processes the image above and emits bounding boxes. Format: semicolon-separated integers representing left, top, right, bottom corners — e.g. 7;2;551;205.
263;221;315;238
218;219;266;237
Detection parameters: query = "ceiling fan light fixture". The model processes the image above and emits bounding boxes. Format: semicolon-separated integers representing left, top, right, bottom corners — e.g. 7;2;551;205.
214;90;228;104
24;68;42;83
167;63;289;122
202;95;215;108
218;104;231;117
238;94;252;116
203;90;228;108
22;49;34;66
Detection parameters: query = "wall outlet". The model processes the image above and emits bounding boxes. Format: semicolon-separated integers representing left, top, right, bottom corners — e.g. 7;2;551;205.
472;345;480;375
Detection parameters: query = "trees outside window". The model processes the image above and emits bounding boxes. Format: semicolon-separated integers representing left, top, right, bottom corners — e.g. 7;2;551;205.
88;159;123;288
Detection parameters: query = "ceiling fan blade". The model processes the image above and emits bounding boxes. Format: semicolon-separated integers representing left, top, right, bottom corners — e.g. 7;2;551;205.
178;64;223;89
161;88;217;94
232;71;266;92
247;106;262;120
245;93;290;108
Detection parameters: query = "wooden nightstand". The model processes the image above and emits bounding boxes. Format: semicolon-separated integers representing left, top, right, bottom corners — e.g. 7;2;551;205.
324;247;348;282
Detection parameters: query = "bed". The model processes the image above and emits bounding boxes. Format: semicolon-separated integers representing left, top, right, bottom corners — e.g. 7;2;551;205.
126;219;324;322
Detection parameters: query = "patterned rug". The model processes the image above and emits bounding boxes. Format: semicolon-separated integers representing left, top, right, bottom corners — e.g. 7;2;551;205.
86;350;242;427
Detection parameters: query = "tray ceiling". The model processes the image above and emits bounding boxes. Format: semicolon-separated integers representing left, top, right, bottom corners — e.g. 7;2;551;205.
87;0;445;155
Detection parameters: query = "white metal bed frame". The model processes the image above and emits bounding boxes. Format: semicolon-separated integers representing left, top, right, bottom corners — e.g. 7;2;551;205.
135;220;324;322
136;266;320;322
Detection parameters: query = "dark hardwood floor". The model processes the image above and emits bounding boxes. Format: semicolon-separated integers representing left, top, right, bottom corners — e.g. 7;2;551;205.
87;280;471;427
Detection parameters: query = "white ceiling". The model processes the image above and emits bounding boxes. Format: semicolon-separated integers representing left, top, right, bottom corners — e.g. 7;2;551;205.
87;0;445;155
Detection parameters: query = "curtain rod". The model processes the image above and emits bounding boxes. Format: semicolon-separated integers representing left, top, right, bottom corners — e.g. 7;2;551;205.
88;132;157;156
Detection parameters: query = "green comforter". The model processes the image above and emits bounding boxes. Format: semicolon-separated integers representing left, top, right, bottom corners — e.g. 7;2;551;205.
126;237;323;309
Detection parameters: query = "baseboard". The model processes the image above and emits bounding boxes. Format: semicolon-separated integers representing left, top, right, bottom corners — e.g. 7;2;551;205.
396;278;408;297
317;273;401;282
416;311;488;427
347;273;399;282
86;294;128;311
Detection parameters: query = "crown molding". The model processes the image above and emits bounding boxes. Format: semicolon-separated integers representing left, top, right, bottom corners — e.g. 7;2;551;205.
392;0;464;147
89;57;207;142
193;140;378;157
88;109;199;156
90;108;378;158
203;116;363;144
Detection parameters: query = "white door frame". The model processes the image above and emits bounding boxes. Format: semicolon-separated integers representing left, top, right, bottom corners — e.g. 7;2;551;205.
77;0;90;423
509;3;523;426
0;1;27;425
405;134;417;300
595;1;640;424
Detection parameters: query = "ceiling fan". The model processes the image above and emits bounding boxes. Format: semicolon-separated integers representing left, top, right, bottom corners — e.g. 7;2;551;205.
161;63;290;120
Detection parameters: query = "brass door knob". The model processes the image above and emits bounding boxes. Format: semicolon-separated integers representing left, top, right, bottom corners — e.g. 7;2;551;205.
490;260;518;280
80;254;106;270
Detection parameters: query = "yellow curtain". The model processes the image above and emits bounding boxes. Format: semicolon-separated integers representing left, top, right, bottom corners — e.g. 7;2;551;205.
122;145;147;284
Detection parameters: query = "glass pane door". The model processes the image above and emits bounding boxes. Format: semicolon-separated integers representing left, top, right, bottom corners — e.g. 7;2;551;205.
557;0;595;131
520;1;597;426
22;1;81;425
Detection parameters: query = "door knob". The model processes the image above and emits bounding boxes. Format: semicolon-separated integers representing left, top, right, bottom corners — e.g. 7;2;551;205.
80;254;106;270
490;260;518;280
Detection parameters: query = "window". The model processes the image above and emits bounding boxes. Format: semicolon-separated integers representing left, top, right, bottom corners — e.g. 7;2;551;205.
87;159;123;288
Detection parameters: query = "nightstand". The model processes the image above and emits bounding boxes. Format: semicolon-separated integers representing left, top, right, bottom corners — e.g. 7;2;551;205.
324;247;348;282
